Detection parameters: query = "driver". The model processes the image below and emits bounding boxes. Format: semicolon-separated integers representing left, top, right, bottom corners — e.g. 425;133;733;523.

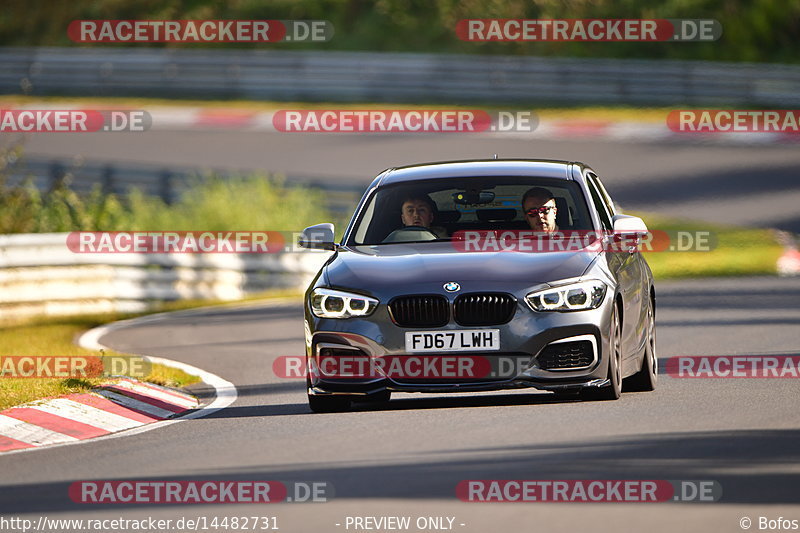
400;195;447;238
401;196;435;228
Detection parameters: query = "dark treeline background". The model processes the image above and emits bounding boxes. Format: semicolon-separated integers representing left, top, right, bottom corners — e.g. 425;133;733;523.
1;0;798;63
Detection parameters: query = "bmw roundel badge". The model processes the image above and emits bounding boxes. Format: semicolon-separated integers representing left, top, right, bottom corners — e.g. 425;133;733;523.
444;282;461;292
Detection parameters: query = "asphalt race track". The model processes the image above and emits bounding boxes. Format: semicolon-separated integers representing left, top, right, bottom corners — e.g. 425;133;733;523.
1;131;799;532
1;276;799;532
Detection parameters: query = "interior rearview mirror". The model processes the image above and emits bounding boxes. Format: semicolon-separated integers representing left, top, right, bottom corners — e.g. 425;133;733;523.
452;190;496;205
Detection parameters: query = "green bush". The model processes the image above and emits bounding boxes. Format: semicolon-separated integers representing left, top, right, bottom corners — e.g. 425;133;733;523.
124;174;328;231
0;151;333;234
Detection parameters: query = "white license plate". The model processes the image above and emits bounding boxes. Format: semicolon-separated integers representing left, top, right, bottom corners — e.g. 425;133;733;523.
405;330;500;353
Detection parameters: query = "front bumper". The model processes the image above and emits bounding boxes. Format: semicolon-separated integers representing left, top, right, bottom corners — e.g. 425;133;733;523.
306;299;612;397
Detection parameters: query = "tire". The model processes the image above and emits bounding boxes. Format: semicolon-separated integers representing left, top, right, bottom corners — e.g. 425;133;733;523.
306;374;352;412
308;394;352;413
582;303;622;401
624;299;657;392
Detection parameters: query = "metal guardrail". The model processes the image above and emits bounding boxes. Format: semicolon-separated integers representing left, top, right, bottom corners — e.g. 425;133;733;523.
0;233;331;320
2;46;800;106
4;156;364;215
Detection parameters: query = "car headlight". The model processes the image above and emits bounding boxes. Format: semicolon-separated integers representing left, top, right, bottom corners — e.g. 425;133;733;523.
526;280;607;312
310;288;379;318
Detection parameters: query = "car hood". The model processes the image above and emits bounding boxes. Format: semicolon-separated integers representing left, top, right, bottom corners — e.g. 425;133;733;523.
325;242;599;295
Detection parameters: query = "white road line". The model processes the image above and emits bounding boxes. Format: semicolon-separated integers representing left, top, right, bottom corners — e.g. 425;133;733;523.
1;298;259;455
0;414;78;446
28;398;143;432
110;380;198;409
95;390;177;419
139;355;238;420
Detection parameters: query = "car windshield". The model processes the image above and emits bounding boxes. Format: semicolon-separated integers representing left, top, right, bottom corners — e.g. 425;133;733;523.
347;177;593;246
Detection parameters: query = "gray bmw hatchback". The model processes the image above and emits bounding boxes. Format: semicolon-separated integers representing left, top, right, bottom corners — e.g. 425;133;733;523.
299;160;657;412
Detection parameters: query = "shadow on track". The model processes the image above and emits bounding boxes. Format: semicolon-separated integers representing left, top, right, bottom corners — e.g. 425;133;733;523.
4;428;800;513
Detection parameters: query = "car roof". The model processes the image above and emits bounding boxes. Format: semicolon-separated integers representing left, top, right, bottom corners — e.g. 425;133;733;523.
372;159;587;188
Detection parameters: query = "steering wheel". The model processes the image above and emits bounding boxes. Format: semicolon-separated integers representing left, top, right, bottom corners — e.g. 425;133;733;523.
382;225;439;243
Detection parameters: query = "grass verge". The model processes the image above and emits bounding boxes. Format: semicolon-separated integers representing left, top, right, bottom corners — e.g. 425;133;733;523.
640;213;784;279
0;289;302;411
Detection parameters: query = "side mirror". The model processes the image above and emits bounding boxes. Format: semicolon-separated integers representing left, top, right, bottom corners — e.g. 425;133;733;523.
298;223;336;251
612;214;648;235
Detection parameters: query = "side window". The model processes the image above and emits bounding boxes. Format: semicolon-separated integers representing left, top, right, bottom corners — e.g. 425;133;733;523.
591;174;617;217
586;175;613;231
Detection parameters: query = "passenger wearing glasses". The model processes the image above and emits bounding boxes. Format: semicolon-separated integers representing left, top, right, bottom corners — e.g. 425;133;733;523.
521;187;559;233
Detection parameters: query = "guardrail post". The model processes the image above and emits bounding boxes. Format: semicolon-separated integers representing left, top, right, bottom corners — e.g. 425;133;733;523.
49;161;66;191
160;169;173;204
102;164;115;195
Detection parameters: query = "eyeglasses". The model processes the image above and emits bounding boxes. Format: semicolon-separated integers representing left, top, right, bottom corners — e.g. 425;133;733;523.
526;206;556;217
